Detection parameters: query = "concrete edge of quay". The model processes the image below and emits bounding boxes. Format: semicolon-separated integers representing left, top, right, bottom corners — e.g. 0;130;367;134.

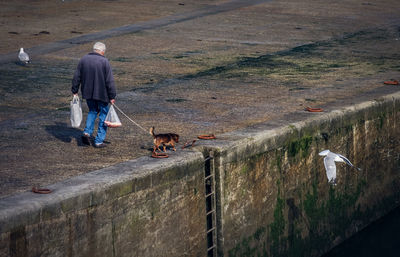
0;151;205;234
197;91;400;159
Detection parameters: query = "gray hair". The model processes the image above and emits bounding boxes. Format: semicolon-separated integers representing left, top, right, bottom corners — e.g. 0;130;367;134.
93;42;106;52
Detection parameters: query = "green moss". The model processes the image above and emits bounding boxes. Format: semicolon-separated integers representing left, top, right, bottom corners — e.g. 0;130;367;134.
264;180;364;256
240;163;249;175
334;123;353;135
228;182;286;257
303;182;326;231
269;182;286;256
270;195;285;239
254;226;267;240
377;111;387;129
270;184;285;239
226;176;389;257
288;124;296;131
287;135;313;158
116;182;134;197
303;179;365;241
228;226;267;257
274;149;283;172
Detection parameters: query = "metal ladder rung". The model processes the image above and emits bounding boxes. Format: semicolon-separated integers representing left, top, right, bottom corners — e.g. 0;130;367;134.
207;227;216;234
205;174;213;180
205;192;214;198
204;156;213;162
206;209;215;216
207;245;216;252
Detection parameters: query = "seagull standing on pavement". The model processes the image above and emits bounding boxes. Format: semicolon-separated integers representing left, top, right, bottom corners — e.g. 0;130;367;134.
18;48;30;64
319;150;360;185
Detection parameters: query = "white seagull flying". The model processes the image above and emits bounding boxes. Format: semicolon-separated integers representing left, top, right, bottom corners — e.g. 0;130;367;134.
18;48;30;64
319;150;360;185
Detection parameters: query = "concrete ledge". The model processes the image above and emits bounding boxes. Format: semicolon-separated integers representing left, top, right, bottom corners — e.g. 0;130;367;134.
196;91;400;157
0;151;204;234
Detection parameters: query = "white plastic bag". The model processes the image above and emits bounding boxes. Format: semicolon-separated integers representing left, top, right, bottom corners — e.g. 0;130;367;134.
105;105;122;128
70;95;82;128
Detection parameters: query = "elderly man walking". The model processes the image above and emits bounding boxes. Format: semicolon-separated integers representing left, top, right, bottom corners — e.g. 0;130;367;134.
71;42;116;148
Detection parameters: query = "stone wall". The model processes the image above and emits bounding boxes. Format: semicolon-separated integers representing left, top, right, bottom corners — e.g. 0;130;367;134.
1;93;399;257
0;152;206;257
200;93;400;256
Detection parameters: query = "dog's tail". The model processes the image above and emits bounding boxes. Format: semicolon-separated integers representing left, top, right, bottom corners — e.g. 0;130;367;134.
149;126;156;138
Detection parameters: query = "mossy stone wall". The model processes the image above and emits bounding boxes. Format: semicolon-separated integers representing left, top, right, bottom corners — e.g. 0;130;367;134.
0;154;206;257
216;98;400;257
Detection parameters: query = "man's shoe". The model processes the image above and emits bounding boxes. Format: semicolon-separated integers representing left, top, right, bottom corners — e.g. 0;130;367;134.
94;143;106;148
81;134;91;145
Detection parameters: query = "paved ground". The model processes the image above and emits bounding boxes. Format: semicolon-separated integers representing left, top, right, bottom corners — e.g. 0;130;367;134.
0;0;400;198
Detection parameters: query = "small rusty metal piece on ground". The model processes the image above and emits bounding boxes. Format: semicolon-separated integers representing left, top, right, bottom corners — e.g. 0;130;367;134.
182;140;197;149
305;107;324;112
198;134;216;140
383;80;399;85
151;152;169;158
32;187;52;194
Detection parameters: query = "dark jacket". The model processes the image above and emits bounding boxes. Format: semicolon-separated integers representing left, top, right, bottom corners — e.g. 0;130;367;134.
71;52;116;103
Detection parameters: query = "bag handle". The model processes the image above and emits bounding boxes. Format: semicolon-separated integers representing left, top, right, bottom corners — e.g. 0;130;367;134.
72;94;80;104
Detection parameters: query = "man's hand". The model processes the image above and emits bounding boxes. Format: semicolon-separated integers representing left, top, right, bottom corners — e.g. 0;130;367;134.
110;99;115;105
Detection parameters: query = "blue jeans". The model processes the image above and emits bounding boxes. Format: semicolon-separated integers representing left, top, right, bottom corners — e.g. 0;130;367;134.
83;99;109;145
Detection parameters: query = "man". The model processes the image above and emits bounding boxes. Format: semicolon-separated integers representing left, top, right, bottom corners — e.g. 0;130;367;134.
71;42;116;148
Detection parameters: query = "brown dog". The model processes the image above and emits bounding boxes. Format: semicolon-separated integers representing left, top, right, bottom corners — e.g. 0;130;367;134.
150;127;179;153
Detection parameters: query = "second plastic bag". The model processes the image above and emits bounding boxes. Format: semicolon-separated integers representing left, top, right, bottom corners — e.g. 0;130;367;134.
104;105;122;128
70;95;82;128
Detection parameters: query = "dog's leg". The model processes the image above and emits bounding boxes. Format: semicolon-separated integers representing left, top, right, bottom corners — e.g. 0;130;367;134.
154;142;161;153
162;144;166;152
153;139;158;153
